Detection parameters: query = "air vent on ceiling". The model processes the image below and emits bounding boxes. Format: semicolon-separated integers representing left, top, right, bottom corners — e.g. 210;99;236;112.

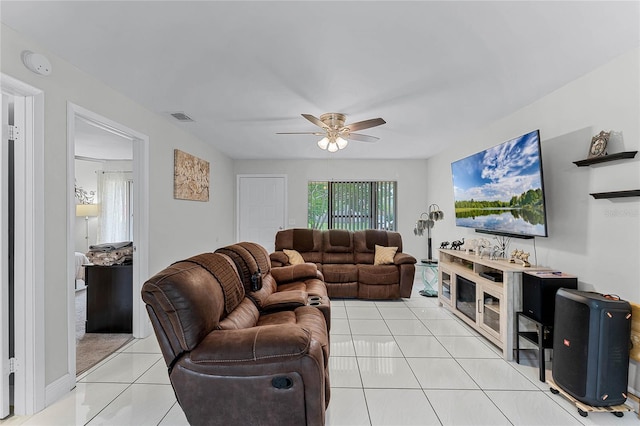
169;112;194;122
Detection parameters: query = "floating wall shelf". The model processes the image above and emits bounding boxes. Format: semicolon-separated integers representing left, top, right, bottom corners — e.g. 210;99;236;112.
574;151;639;199
573;151;637;167
590;190;640;199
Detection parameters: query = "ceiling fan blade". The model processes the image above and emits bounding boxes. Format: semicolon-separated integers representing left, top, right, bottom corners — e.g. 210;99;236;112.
301;114;329;129
344;118;386;132
276;132;325;136
345;133;379;142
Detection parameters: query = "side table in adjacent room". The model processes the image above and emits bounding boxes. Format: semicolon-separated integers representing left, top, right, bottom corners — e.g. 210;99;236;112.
85;264;133;333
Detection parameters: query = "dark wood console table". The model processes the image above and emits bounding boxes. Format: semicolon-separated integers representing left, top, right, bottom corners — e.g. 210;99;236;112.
85;264;133;333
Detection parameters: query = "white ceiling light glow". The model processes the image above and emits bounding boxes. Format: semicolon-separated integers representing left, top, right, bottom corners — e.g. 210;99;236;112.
318;134;349;152
317;137;329;150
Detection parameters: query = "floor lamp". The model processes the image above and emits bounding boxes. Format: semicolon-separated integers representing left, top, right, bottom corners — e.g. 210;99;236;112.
76;204;99;251
414;204;444;296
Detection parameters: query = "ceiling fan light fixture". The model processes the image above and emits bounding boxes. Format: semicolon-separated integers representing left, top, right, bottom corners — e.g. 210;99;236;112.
283;112;386;152
317;137;330;150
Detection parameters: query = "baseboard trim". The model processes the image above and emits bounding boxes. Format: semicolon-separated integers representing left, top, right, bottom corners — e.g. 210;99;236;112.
45;373;73;407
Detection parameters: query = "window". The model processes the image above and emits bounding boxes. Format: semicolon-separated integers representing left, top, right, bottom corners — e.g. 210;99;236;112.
308;181;396;231
96;171;133;243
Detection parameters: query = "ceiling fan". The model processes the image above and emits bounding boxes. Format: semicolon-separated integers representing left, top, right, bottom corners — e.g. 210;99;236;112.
277;113;386;152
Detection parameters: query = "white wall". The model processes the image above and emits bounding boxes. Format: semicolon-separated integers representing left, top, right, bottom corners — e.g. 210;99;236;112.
233;159;430;258
1;24;236;387
425;47;640;390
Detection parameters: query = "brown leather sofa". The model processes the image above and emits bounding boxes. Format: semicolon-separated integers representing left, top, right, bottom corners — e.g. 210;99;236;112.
215;241;331;331
271;229;417;299
142;249;330;426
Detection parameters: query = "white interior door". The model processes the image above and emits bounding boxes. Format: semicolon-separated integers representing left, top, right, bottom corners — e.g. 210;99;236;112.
0;93;11;419
1;74;46;415
237;175;287;252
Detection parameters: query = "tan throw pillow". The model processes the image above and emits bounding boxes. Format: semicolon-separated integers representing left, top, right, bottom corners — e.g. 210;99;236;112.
283;249;305;265
374;245;397;265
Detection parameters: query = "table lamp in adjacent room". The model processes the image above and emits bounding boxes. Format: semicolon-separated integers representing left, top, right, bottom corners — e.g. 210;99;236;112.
76;203;99;251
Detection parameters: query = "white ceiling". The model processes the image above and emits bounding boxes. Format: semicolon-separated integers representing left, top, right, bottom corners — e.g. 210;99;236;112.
75;117;133;161
2;1;639;160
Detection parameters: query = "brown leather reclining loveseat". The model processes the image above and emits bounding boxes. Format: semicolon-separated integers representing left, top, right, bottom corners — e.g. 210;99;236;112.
271;229;417;299
141;243;330;426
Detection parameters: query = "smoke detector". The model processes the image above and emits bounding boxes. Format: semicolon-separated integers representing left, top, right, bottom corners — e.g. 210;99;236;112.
21;51;52;76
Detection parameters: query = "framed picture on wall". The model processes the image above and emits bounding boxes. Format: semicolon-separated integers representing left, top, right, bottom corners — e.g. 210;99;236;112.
174;149;210;201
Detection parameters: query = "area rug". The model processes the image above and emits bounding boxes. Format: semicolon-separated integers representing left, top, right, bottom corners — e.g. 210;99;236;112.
76;333;133;375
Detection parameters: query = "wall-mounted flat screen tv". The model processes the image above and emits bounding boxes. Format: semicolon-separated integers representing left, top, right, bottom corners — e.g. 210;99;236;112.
451;129;548;239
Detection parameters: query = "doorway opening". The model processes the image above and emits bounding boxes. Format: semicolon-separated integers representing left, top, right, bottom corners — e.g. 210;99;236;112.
73;115;135;375
67;103;150;383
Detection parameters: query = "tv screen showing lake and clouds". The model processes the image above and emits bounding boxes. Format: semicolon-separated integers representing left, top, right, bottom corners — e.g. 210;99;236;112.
451;130;548;237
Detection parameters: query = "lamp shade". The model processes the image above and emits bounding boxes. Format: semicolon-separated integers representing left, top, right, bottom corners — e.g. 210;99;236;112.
76;204;99;217
317;137;330;150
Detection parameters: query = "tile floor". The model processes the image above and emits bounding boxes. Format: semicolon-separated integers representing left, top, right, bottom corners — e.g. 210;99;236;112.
4;283;639;425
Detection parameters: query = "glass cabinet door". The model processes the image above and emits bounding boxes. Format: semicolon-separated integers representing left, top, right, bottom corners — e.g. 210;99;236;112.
439;269;452;306
480;287;501;338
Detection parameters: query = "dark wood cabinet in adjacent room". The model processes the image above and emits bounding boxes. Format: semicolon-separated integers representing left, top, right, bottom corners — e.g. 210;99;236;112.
85;264;133;333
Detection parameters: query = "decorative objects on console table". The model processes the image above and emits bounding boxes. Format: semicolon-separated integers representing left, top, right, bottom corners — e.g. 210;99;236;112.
474;238;492;258
509;249;531;267
450;238;464;250
491;235;511;260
